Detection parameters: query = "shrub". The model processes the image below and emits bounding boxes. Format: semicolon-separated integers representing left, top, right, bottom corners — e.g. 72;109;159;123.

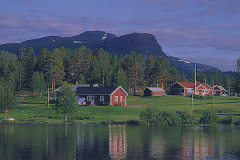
200;110;218;125
126;119;140;125
216;108;232;114
233;117;240;126
220;115;234;125
101;121;115;124
176;110;194;125
140;108;191;126
140;107;156;125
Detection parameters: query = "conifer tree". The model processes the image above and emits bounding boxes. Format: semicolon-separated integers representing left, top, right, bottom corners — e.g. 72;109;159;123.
182;71;188;82
78;74;86;85
31;71;40;95
25;47;37;89
122;51;145;95
17;47;27;90
93;49;111;86
145;54;157;87
46;48;65;91
87;56;101;84
153;57;171;89
0;80;16;119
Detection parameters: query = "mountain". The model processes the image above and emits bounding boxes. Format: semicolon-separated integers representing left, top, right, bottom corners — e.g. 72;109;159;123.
0;31;117;55
0;31;218;73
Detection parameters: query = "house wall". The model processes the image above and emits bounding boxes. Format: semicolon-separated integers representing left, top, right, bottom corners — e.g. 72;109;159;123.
111;88;127;106
170;83;184;95
152;91;165;96
215;91;221;96
144;89;152;97
76;95;110;105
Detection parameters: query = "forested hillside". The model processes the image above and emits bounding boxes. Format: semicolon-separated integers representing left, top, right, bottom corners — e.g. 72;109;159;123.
0;31;218;74
0;47;237;96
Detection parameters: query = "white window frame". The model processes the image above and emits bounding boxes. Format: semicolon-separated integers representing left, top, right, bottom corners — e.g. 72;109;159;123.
115;96;118;102
100;96;104;101
120;96;123;102
87;96;94;101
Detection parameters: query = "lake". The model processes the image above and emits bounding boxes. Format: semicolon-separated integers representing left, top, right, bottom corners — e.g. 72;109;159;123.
1;124;240;160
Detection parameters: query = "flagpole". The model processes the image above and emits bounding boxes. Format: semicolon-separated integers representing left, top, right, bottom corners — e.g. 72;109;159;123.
195;64;196;94
48;86;49;109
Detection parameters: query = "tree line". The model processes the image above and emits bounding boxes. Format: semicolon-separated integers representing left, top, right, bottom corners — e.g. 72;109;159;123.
0;47;239;96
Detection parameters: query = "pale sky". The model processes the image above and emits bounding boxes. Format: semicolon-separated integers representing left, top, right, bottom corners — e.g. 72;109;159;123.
0;0;240;71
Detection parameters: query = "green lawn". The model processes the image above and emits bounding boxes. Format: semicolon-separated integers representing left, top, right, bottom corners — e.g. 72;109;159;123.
1;94;240;124
127;95;240;110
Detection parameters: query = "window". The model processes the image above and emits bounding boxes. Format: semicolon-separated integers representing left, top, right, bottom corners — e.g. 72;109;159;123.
100;96;104;101
87;96;94;101
120;96;123;102
115;96;118;102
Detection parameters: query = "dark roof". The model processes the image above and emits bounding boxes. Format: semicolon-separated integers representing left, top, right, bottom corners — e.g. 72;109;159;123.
75;86;119;95
55;84;91;92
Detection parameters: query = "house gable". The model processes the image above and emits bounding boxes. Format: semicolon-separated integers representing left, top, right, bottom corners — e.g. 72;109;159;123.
110;86;128;106
196;85;206;90
170;82;185;89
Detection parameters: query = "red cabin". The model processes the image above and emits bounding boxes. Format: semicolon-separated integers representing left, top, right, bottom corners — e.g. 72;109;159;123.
169;82;213;95
74;85;128;106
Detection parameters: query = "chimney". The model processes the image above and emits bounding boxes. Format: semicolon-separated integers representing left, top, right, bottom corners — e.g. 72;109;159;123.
76;81;78;85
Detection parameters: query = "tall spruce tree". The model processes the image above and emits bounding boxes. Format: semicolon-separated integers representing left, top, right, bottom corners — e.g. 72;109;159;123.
25;47;37;89
46;48;65;91
182;71;188;82
122;51;145;95
145;54;157;87
17;47;27;90
87;56;101;84
0;79;16;119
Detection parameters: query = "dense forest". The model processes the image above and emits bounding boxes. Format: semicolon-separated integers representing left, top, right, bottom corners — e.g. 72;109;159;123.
0;46;238;96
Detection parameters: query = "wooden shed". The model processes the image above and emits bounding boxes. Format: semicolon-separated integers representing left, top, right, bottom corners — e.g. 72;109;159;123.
144;87;165;97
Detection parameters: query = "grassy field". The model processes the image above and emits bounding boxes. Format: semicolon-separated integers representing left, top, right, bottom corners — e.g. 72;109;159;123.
1;93;240;124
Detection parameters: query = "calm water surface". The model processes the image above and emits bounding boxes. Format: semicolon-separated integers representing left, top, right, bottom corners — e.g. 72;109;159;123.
1;124;240;160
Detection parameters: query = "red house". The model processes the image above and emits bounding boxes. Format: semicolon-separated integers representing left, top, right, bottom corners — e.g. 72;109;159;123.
169;82;213;95
213;85;227;96
75;85;128;106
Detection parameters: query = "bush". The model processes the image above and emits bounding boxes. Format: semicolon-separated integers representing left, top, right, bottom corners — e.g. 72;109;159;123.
216;108;232;114
140;108;193;126
220;115;234;125
200;110;218;125
101;121;115;124
176;110;194;125
155;110;182;126
140;107;156;125
127;119;140;125
233;117;240;126
186;94;212;99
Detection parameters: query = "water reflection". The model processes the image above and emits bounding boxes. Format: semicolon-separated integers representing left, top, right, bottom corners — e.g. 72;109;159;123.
1;124;240;159
109;124;127;160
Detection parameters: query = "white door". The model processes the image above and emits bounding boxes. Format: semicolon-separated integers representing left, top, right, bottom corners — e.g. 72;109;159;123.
91;96;95;105
87;96;95;105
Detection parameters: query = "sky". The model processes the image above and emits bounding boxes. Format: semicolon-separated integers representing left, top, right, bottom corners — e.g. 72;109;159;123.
0;0;240;71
